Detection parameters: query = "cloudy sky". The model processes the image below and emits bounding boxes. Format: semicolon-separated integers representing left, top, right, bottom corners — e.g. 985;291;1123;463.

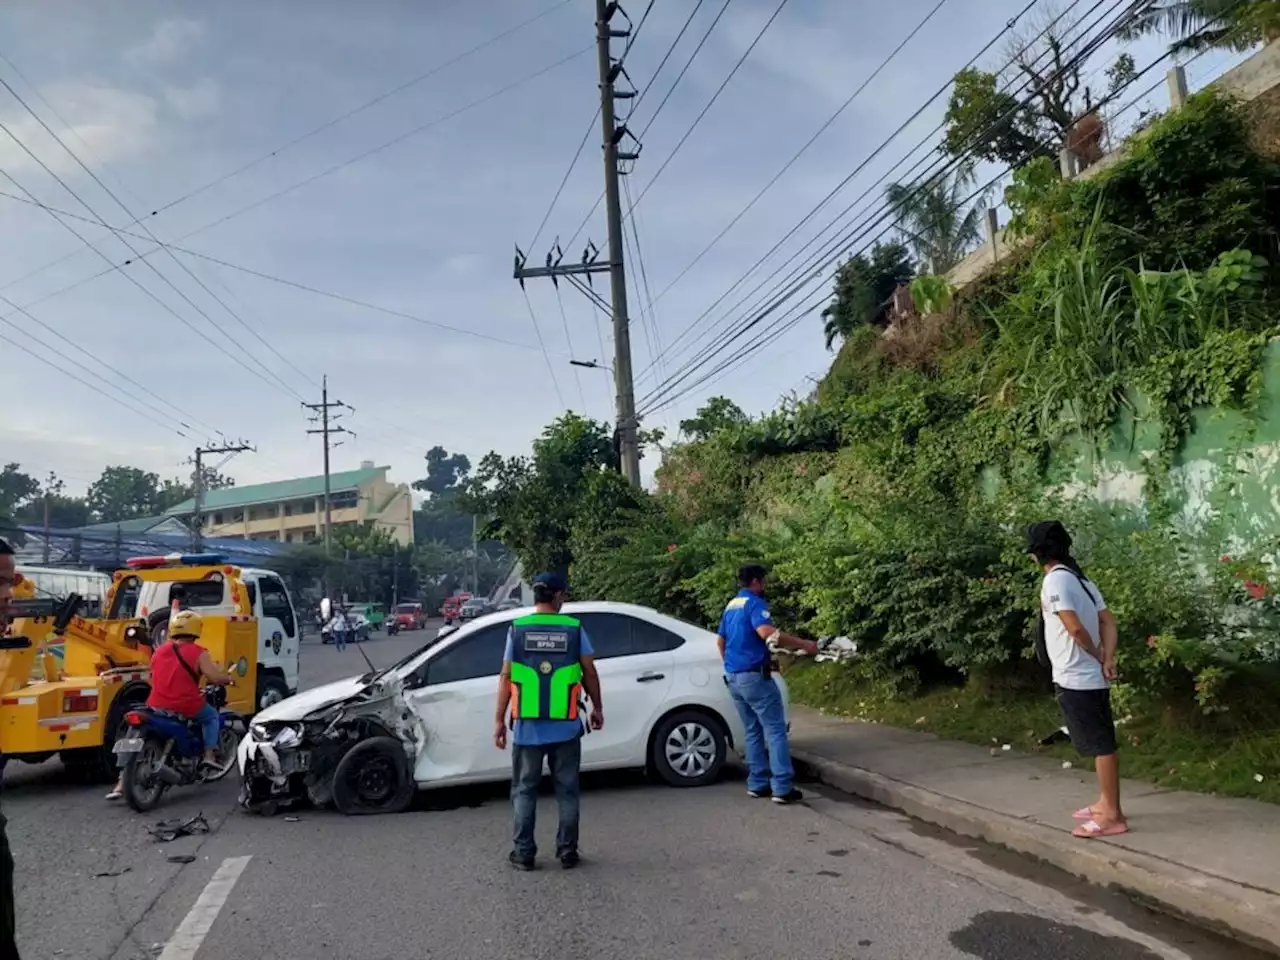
0;0;1238;497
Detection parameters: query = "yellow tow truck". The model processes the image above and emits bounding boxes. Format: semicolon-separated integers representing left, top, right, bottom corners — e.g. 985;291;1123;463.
0;554;259;781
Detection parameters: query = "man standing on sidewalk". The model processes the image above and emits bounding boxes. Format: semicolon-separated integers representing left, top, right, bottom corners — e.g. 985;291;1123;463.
1027;521;1127;839
1;536;21;958
718;565;818;805
495;573;603;871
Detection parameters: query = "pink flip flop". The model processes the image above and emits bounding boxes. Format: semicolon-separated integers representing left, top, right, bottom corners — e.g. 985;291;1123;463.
1072;806;1096;821
1072;819;1129;839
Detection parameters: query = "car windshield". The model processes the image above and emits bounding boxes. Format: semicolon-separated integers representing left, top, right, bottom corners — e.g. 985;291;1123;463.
395;604;419;613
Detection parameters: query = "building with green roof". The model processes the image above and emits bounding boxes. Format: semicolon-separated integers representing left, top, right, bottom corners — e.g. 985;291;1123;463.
164;461;413;546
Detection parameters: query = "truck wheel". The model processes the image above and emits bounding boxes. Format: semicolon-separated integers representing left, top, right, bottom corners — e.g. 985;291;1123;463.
256;675;289;711
332;737;414;816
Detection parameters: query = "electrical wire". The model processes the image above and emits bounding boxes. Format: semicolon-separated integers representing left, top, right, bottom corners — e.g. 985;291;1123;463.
628;0;793;212
641;0;957;310
637;0;1152;414
635;0;733;139
620;173;666;385
635;0;1074;384
640;15;1207;417
521;287;569;410
555;284;589;410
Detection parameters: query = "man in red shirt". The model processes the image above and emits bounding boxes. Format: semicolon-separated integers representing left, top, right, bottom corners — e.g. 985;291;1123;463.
107;609;233;800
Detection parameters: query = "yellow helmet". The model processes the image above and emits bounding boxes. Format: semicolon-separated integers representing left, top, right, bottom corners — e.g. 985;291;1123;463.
169;609;204;641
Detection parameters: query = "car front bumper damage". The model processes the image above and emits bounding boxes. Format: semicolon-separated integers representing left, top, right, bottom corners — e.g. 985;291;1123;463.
237;676;422;815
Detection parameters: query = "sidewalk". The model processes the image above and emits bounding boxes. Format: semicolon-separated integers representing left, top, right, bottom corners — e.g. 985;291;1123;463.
789;706;1280;954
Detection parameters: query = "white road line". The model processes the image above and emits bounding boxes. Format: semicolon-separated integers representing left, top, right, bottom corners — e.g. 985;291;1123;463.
158;856;252;960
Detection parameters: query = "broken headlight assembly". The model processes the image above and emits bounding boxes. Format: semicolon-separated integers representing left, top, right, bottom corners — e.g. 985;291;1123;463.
250;723;303;748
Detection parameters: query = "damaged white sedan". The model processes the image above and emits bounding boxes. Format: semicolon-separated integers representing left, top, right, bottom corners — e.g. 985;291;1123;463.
238;602;789;816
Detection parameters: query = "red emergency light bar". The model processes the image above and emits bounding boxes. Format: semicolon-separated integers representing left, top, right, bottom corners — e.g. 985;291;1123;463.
125;553;227;570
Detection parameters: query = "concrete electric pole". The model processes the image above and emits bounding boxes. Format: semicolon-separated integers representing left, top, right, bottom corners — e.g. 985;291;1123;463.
515;0;643;487
189;440;255;551
303;375;353;557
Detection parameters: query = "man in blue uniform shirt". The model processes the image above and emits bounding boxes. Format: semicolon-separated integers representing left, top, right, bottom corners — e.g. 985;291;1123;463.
494;573;603;871
718;564;817;804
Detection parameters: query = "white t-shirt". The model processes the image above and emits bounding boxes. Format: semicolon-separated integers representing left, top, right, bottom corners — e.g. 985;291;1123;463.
1040;565;1108;691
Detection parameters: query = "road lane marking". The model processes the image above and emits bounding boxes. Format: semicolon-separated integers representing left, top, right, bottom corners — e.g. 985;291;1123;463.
158;855;252;960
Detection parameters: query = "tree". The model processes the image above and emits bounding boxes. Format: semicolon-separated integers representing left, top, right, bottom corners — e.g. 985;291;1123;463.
13;472;91;529
413;446;471;498
87;466;162;522
885;165;988;273
821;242;915;349
0;463;39;518
679;397;749;441
943;9;1129;168
459;414;627;577
1119;0;1280;53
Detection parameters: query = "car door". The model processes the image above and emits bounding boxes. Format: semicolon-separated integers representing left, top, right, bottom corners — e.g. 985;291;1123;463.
574;612;676;767
402;622;511;786
256;576;299;691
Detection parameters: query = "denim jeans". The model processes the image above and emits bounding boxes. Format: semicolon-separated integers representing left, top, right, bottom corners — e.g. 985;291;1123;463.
726;671;793;795
511;737;581;859
333;629;347;651
194;703;220;752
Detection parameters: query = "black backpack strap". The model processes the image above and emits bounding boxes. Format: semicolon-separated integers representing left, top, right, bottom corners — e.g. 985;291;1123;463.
172;642;204;689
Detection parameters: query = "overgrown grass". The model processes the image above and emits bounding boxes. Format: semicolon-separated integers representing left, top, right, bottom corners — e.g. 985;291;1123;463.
786;660;1280;805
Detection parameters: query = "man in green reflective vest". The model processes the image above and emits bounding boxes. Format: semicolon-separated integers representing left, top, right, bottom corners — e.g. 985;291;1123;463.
494;573;602;871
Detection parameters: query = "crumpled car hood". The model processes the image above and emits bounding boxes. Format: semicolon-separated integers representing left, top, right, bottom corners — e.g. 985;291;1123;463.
254;675;374;722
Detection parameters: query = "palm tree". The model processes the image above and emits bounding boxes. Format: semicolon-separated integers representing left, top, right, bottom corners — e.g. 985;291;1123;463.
1119;0;1280;53
884;165;988;275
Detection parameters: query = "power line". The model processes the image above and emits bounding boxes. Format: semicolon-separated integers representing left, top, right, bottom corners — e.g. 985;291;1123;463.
636;0;1143;412
635;0;731;138
554;284;588;410
620;173;665;385
521;287;569;409
636;0;1094;386
0;68;320;396
628;0;792;212
642;0;957;310
640;6;1190;417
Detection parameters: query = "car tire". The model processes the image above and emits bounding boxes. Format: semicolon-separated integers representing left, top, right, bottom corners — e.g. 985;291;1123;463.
650;710;727;788
256;674;289;712
331;736;414;816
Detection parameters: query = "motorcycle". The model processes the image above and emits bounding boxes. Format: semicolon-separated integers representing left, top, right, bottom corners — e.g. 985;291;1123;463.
385;618;401;636
114;685;244;812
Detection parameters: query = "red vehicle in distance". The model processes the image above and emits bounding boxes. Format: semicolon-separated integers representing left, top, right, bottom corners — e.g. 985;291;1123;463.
439;592;471;624
392;602;427;631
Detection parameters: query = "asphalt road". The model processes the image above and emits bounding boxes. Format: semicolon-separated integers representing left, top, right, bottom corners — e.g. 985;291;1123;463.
2;622;1266;960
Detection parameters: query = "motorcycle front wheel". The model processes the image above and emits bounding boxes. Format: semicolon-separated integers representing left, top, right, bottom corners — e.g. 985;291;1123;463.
122;739;169;812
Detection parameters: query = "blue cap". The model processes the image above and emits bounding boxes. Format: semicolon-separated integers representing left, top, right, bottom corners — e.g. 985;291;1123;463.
532;572;568;593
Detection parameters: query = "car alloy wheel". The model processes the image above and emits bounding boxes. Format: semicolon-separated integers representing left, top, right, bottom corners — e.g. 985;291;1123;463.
664;720;718;779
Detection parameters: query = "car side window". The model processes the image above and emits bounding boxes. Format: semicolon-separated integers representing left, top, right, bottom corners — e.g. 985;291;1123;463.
258;577;296;638
631;619;685;654
573;613;634;660
425;624;510;686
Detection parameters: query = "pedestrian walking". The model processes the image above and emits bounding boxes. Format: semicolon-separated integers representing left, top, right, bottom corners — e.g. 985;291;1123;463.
494;573;602;871
1026;521;1127;839
717;565;818;805
1;536;23;959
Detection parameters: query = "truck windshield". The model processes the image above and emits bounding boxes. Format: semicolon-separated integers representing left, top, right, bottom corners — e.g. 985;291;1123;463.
172;579;226;607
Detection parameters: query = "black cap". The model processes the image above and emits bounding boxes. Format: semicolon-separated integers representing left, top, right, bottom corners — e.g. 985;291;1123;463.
1025;520;1071;554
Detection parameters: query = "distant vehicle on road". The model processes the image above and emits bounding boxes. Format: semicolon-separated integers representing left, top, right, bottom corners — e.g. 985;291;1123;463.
393;602;427;631
321;610;371;644
239;602;790;815
458;598;490;620
495;598;521;612
349;603;387;631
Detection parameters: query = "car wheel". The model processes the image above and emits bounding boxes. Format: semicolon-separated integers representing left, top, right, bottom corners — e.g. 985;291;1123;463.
650;710;727;788
331;736;414;816
256;675;289;712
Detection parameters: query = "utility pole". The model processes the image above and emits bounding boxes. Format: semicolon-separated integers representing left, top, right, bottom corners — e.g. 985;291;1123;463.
42;471;61;564
514;0;643;487
303;375;353;558
188;440;254;551
471;513;479;595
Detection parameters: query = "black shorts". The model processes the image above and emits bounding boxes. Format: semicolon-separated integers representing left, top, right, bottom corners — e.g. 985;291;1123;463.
1055;686;1118;757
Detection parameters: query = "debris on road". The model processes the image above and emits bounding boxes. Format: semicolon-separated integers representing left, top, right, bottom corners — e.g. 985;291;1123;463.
93;866;131;878
148;813;210;843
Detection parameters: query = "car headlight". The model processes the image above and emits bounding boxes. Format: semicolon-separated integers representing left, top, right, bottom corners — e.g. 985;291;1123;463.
271;725;302;748
251;723;269;742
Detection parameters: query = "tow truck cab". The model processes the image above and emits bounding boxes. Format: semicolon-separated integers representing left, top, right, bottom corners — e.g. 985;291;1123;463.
127;558;300;711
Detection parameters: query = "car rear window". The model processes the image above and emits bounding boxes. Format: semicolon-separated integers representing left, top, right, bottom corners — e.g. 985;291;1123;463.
395;604;420;613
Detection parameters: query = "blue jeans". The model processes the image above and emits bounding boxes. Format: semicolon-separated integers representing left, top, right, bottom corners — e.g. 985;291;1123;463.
333;629;347;651
511;737;581;859
194;703;220;752
727;671;792;795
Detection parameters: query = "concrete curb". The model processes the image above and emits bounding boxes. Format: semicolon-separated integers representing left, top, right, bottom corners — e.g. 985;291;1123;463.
794;750;1280;956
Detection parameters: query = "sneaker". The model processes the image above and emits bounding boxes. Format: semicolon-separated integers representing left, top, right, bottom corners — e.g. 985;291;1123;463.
508;851;535;872
559;850;581;870
772;789;805;805
105;787;123;801
747;787;771;799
